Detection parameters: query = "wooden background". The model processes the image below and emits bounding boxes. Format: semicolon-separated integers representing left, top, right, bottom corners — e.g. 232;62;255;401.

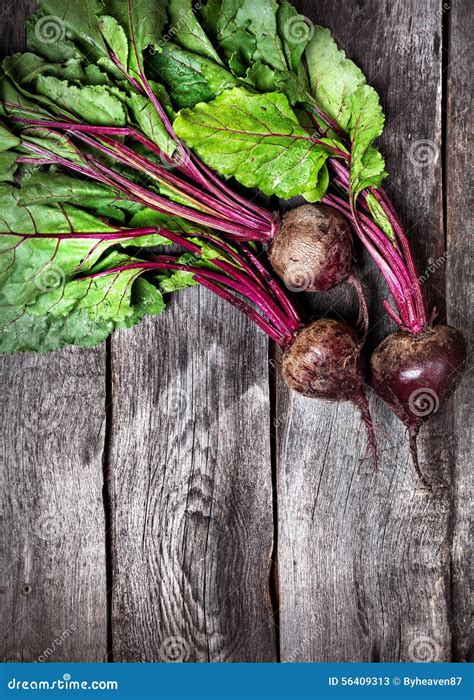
1;0;472;663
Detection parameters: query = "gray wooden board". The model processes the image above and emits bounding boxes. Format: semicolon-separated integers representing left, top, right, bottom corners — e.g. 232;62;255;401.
276;0;457;662
446;0;473;663
108;290;276;661
0;0;471;664
0;0;108;663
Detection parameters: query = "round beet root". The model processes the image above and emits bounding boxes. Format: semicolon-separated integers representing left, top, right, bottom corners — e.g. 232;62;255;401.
270;204;353;292
370;324;467;482
282;318;377;465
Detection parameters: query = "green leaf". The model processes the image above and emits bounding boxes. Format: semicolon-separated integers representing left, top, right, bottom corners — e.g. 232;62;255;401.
102;0;168;76
244;61;307;106
147;42;238;109
365;192;395;241
0;151;18;182
35;76;127;126
0;257;165;353
0;76;50;120
0;187;168;352
0;122;20;152
0;186;118;307
100;15;129;69
216;0;287;76
17;172;118;205
125;206;207;247
302;163;329;203
158;269;196;292
197;0;222;39
174;87;329;199
305;25;366;131
168;0;223;65
277;1;312;72
127;91;175;154
27;10;84;62
20;128;86;167
3;52;87;87
348;85;386;197
38;0;109;60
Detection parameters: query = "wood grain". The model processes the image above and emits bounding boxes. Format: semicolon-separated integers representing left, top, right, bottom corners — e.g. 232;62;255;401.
277;0;454;662
0;349;108;662
0;0;108;663
108;289;277;662
446;0;473;663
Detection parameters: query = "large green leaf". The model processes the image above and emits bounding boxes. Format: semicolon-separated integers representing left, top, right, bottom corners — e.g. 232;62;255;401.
305;26;386;197
277;1;313;73
102;0;168;76
215;0;287;76
348;85;387;197
147;43;238;109
0;122;20;152
0;258;165;353
38;0;109;60
127;91;175;153
35;76;127;126
168;0;223;65
174;87;329;199
305;26;366;131
0;187;169;353
27;9;84;62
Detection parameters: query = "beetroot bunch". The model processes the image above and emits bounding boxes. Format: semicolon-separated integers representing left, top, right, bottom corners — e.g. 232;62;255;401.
0;0;467;484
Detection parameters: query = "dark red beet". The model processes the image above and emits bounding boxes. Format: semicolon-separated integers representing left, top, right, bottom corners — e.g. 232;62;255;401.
269;204;368;333
282;318;377;465
370;325;467;483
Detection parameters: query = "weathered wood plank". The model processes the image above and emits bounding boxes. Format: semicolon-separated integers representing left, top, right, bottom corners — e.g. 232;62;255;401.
0;349;108;662
446;0;473;663
109;289;276;662
277;0;454;662
0;1;108;663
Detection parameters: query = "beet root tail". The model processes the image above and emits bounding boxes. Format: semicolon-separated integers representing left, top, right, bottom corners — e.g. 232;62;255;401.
408;425;431;488
354;391;378;469
347;273;369;336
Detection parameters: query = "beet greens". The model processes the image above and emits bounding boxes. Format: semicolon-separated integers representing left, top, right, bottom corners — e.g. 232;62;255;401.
0;0;467;481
